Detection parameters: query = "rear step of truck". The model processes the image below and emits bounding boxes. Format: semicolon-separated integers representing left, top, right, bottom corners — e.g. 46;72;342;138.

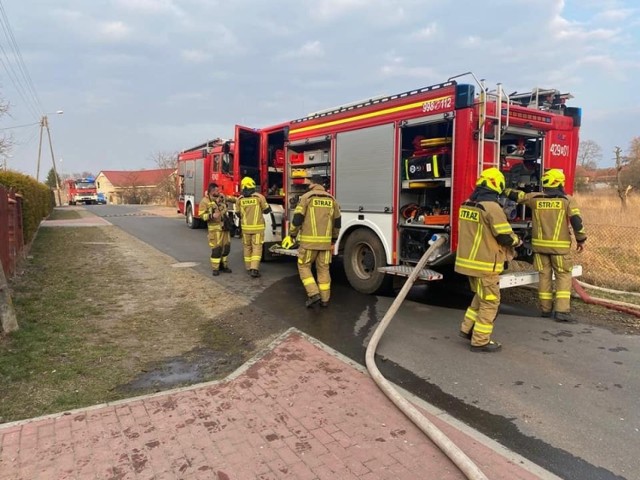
499;265;582;288
377;266;443;281
377;264;582;288
269;247;300;257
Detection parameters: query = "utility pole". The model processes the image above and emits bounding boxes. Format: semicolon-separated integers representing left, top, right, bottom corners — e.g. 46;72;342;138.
35;111;63;204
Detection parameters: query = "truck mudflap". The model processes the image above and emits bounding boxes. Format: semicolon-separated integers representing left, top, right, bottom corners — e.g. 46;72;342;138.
499;264;582;289
377;265;443;282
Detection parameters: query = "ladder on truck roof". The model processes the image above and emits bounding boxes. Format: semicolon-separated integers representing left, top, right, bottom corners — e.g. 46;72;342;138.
449;72;511;177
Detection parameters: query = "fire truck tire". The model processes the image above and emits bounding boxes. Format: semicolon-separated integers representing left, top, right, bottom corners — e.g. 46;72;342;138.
344;229;392;295
186;204;199;229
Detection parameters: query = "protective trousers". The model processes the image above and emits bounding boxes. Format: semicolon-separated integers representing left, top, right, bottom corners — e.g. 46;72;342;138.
297;247;331;302
208;229;231;271
242;232;264;271
534;253;573;314
460;274;501;347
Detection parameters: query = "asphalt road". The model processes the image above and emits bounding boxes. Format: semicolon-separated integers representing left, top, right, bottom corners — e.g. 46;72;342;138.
88;204;638;480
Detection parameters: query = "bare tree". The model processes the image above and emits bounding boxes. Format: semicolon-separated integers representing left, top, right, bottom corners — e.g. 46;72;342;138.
614;146;632;210
621;137;640;190
0;95;13;160
150;151;178;206
577;140;602;170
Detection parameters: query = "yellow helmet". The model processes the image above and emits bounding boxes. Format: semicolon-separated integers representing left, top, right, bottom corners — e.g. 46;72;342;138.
241;177;256;190
476;167;506;194
541;169;565;188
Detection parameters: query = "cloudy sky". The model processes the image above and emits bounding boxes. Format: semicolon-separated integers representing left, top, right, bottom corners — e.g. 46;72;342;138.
1;0;639;176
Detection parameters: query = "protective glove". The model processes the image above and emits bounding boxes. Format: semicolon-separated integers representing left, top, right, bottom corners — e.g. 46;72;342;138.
281;235;295;249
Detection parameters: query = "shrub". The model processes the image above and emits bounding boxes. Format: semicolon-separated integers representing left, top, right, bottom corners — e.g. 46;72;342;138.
0;170;54;244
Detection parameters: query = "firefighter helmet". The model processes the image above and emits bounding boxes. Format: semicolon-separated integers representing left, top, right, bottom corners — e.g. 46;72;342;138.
476;167;506;194
541;169;565;188
241;177;256;190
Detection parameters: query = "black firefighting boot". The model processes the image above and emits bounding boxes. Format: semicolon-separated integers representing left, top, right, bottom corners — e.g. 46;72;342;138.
320;301;329;308
459;329;473;340
220;265;232;273
470;340;502;353
540;311;553;318
250;269;261;278
212;269;220;277
554;312;576;323
305;294;321;308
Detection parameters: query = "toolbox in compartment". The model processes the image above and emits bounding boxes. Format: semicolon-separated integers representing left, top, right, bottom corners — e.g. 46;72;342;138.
404;146;451;180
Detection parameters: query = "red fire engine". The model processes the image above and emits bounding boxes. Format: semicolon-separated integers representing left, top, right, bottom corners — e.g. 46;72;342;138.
64;177;98;205
272;72;582;293
177;134;286;251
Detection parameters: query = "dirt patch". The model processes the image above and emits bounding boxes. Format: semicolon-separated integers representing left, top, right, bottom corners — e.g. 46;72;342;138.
0;224;286;423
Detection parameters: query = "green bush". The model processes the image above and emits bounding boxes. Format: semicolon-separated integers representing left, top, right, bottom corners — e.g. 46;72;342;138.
0;170;54;244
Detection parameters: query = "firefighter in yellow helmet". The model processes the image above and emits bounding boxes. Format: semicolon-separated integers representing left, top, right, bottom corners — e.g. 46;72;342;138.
455;167;522;352
238;176;275;278
505;168;586;322
282;175;341;308
199;183;234;276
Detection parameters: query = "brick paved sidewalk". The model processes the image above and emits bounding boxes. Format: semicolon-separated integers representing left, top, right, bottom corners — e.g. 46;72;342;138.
0;330;554;480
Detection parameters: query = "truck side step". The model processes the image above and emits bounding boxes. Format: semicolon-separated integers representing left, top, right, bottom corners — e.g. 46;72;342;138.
377;266;443;281
500;265;582;289
269;247;300;257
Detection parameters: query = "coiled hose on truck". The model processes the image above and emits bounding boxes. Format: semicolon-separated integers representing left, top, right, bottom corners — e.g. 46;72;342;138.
365;235;489;480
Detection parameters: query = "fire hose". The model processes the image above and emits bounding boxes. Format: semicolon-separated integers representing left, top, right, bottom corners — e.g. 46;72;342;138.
572;279;640;319
365;235;489;480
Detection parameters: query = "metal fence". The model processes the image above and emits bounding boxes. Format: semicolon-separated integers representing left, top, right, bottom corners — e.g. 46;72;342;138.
0;185;24;277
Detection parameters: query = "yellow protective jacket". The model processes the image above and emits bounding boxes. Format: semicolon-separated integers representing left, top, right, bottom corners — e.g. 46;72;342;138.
455;189;520;277
238;192;270;233
506;188;587;255
199;193;233;231
289;184;341;250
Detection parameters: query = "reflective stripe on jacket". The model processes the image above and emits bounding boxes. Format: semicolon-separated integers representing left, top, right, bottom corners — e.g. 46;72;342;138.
514;191;586;255
238;192;269;233
455;200;519;277
289;184;341;250
199;194;230;231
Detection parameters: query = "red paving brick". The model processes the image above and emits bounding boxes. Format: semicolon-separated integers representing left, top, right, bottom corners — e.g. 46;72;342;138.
0;330;554;479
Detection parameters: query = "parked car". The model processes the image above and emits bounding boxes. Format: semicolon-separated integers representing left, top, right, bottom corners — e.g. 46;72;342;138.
97;193;107;204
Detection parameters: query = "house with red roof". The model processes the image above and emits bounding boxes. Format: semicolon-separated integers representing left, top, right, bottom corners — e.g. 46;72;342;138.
95;169;176;205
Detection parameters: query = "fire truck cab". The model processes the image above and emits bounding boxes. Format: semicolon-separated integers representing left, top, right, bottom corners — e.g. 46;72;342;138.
177;132;286;254
274;73;582;294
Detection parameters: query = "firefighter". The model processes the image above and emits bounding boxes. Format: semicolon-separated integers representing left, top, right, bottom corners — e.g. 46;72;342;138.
505;168;587;322
456;167;522;352
281;175;341;308
238;176;275;278
199;183;234;276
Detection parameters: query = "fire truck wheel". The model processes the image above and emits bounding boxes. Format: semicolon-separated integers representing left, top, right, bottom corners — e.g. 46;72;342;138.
186;204;199;229
344;229;391;295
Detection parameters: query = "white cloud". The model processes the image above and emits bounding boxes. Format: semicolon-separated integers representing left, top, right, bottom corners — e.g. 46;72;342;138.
413;22;438;39
181;49;211;63
98;21;132;41
279;41;325;59
594;8;635;22
114;0;183;15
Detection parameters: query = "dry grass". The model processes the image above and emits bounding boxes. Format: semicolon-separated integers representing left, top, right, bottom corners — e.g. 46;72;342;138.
0;225;282;424
573;191;640;292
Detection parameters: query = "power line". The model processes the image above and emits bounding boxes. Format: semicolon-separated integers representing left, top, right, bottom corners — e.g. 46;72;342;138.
0;0;41;119
0;121;39;131
0;0;43;113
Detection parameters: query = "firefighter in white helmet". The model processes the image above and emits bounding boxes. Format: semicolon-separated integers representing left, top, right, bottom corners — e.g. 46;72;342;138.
505;168;586;322
281;175;341;308
456;167;522;352
199;183;234;276
238;176;275;278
